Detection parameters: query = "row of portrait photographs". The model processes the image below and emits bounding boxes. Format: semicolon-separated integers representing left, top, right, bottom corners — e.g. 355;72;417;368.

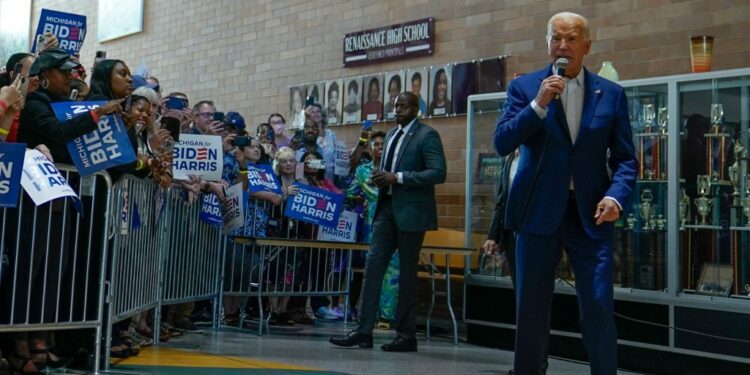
289;57;506;126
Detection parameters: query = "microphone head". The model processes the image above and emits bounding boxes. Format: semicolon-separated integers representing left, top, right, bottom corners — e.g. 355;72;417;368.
555;58;569;76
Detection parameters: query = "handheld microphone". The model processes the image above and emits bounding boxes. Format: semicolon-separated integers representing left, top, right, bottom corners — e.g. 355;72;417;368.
554;58;569;99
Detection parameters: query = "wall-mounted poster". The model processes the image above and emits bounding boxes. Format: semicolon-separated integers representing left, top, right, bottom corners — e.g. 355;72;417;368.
384;71;404;121
361;74;383;121
452;62;478;115
477;57;507;94
98;0;144;42
428;64;452;117
325;80;343;125
307;81;325;106
289;86;306;130
406;68;428;117
342;77;362;124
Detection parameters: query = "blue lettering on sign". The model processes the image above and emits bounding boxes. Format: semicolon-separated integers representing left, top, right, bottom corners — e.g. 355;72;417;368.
50;101;136;176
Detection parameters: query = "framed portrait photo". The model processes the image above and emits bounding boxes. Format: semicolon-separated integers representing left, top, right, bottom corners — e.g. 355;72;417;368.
428;64;452;117
383;71;404;121
342;77;362;124
325;79;343;125
361;74;383;121
406;68;428;117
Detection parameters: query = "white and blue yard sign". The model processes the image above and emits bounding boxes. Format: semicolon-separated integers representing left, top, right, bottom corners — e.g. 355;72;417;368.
283;184;344;228
51;101;136;176
0;143;26;208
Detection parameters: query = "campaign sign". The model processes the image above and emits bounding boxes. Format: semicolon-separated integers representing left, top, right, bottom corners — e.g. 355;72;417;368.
284;184;344;228
32;9;87;54
317;210;358;242
247;164;282;195
172;134;223;181
334;141;350;177
51;101;136;176
0;143;26;208
221;183;244;235
21;149;79;206
199;193;223;227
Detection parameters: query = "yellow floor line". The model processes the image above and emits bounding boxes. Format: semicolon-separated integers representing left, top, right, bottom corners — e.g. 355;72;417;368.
114;347;316;370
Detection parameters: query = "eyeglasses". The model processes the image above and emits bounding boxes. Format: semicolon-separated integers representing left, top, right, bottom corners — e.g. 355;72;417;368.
199;112;214;118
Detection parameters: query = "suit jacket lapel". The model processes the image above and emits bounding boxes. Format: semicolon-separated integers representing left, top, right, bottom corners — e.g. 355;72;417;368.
578;68;601;146
395;121;420;171
381;127;398;170
538;68;573;147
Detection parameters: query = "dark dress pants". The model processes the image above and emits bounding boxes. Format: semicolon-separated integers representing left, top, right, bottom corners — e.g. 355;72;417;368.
513;193;617;375
357;195;425;339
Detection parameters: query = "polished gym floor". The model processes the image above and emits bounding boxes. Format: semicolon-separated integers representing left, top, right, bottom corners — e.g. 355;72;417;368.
107;323;643;374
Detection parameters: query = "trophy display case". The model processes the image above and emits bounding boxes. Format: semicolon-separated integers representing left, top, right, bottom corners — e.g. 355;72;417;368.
464;67;750;369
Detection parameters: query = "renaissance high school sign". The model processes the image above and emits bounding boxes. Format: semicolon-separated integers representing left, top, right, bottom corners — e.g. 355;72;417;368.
343;18;434;67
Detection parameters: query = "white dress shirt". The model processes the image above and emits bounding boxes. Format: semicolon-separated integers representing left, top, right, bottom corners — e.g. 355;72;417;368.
382;117;417;185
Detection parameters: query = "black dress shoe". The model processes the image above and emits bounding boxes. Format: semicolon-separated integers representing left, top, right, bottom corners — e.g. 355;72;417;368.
380;336;417;352
329;330;373;348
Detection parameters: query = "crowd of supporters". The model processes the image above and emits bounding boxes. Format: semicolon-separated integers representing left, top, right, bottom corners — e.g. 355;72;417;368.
0;37;401;373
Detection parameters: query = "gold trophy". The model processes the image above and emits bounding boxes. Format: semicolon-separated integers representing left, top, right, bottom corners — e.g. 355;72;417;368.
678;188;690;230
694;175;712;225
639;189;654;230
705;103;730;182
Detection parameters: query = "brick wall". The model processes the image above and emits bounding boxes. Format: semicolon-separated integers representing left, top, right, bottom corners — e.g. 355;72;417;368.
29;0;750;231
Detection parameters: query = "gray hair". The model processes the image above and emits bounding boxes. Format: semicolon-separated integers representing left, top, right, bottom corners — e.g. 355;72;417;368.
546;12;590;42
132;86;160;105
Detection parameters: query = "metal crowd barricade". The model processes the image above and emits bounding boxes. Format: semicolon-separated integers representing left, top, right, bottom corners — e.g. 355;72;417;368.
0;164;113;373
154;187;223;331
104;174;164;370
219;198;367;336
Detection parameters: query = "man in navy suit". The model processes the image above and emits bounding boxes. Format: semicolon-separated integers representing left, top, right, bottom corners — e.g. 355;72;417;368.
494;12;637;374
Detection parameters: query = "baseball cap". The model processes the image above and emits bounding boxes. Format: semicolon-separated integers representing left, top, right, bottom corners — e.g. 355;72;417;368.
131;75;159;91
29;48;81;76
224;111;246;130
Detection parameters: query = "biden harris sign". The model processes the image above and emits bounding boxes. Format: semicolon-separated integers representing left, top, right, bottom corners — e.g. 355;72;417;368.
283;184;344;228
172;134;223;181
51;101;136;176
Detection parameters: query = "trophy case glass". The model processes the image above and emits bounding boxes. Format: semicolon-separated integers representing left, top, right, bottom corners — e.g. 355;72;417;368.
465;68;750;367
677;75;750;299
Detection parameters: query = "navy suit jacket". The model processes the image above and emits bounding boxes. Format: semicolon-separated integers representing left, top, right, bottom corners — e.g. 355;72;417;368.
494;65;636;240
376;120;447;232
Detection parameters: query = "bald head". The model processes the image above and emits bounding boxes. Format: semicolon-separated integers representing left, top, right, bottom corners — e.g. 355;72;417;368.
398;91;419;107
394;91;420;125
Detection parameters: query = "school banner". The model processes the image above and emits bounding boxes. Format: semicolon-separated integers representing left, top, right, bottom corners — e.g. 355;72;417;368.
317;210;358;242
172;134;223;181
0;143;26;208
221;183;244;235
199;193;223;227
32;9;87;54
247;164;283;195
51;101;136;176
20;149;79;206
283;184;344;228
